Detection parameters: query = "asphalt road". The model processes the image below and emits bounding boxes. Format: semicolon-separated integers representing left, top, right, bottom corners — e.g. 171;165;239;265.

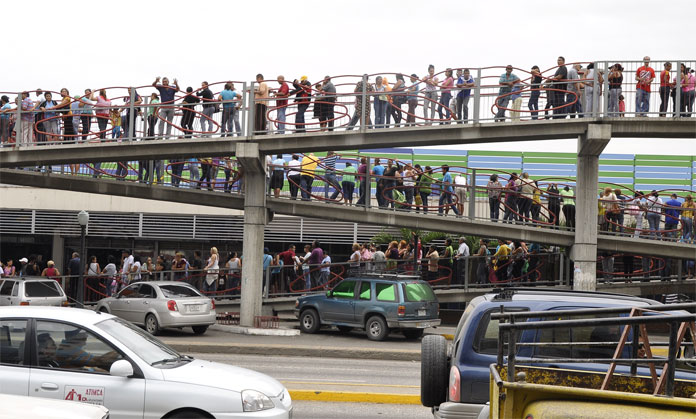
193;353;433;418
193;353;422;395
291;401;432;418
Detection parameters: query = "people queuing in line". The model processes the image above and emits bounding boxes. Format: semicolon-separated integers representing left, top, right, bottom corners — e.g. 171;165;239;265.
2;56;694;150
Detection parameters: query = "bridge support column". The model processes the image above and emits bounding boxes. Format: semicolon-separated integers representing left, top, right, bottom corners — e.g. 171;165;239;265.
237;143;268;327
571;124;611;291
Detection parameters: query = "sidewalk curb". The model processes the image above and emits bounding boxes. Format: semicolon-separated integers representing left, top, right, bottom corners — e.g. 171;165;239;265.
289;390;420;405
210;324;300;336
167;342;421;361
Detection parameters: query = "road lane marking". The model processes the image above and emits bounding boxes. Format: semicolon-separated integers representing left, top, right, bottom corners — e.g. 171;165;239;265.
289;390;420;405
281;380;419;389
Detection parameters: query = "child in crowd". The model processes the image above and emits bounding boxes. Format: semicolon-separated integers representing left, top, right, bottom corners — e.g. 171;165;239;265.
110;108;122;139
618;94;625;116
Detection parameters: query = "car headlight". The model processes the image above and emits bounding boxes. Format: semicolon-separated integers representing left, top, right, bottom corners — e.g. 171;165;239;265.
241;390;275;412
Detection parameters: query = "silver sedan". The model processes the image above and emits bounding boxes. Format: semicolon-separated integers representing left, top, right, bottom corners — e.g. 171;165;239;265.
95;281;216;335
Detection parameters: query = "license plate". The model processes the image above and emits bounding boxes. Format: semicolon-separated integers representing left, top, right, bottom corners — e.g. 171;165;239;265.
187;304;202;313
418;309;427;317
416;322;432;328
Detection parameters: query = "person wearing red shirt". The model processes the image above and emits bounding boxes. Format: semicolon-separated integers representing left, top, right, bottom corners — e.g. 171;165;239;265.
635;56;655;116
659;62;673;116
274;76;290;134
278;245;297;293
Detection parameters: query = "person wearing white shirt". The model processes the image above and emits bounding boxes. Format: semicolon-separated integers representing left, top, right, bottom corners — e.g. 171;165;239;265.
645;190;663;240
455;237;470;284
120;250;134;288
287;154;302;200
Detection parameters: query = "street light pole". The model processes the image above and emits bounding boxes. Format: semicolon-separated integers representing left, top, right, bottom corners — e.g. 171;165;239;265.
77;210;89;307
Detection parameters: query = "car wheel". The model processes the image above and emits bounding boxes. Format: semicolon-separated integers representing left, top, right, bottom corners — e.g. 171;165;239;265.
365;315;389;341
167;410;209;419
192;325;208;335
420;335;448;407
403;329;424;340
98;307;109;313
300;309;320;334
336;326;352;333
145;314;160;335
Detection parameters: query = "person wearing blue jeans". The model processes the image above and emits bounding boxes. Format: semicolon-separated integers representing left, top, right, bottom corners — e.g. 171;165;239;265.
219;83;239;137
645;190;662;239
528;66;542;120
196;81;215;136
635;57;655;116
374;76;387;128
438;165;460;216
300;174;313;201
495;65;519;122
324;171;341;200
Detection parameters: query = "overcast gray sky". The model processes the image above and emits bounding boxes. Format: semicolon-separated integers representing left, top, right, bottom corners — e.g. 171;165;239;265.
5;0;695;155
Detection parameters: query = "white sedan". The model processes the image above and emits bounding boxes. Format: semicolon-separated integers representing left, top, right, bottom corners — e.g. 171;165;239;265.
0;307;292;418
95;281;216;335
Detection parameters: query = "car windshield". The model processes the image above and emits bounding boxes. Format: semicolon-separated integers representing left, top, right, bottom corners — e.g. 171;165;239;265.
159;284;202;298
95;317;184;366
402;282;436;302
24;281;62;297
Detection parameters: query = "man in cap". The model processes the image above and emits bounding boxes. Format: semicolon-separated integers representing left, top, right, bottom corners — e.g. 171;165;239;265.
274;76;289;134
18;257;29;277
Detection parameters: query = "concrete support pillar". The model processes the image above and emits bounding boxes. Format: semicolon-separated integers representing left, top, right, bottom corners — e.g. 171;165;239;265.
571;124;611;291
52;233;65;273
237;143;268;327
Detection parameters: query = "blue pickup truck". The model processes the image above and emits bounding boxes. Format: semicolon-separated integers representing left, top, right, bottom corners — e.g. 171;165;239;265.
420;288;696;419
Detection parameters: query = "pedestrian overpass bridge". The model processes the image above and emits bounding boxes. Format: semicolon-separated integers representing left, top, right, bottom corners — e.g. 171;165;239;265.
1;118;694;328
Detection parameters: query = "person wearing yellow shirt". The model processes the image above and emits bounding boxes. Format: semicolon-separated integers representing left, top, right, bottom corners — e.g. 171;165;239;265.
492;240;510;282
681;195;695;243
300;153;318;201
531;180;542;223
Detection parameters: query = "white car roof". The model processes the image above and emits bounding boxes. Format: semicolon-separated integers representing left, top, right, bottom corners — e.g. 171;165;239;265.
0;306;113;326
132;281;195;287
1;277;61;282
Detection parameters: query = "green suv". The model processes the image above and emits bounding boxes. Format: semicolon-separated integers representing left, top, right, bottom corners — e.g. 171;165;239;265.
294;274;441;341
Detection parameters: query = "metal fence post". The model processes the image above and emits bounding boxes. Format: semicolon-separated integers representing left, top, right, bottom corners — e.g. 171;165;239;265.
675;61;682;117
128;87;135;141
241;82;247;136
15;96;22;148
473;68;481;123
592;64;600;118
247;82;255;136
468;168;476;220
143;97;149;140
601;62;609;117
263;265;270;298
559;252;564;285
360;74;367;132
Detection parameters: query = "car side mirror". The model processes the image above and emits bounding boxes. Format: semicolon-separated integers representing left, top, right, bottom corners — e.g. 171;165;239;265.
109;359;134;378
326;290;332;298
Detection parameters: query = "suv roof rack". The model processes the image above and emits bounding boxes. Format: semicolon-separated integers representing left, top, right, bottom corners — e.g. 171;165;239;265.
357;272;422;281
488;287;658;303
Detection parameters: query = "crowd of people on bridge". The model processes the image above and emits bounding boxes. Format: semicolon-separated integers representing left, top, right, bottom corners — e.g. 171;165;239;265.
262;152;695;244
1;57;695;147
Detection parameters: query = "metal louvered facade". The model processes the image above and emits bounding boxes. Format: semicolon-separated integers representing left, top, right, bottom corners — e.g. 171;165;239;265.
0;208;398;245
